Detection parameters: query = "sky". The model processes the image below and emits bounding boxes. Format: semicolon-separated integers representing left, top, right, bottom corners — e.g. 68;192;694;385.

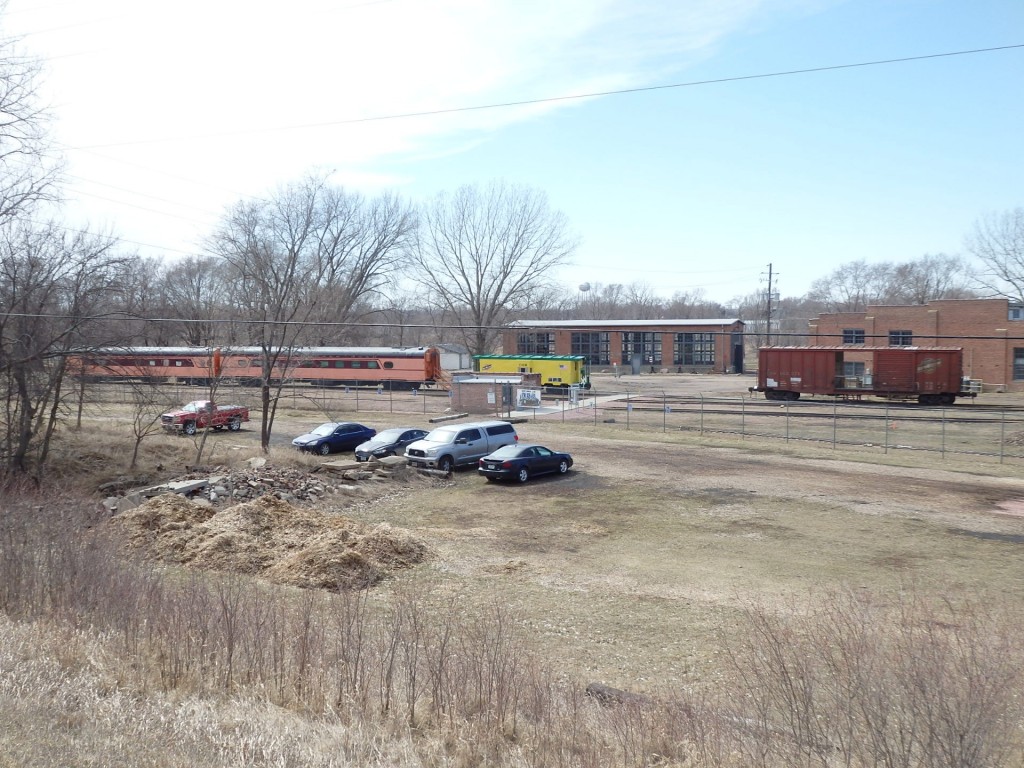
3;0;1022;305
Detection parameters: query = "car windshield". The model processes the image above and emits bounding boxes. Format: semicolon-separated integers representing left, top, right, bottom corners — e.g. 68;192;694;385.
423;427;457;442
488;445;525;459
310;424;337;437
364;429;403;445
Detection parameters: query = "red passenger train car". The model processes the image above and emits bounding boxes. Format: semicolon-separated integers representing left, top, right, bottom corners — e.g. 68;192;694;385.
751;346;974;405
72;346;445;389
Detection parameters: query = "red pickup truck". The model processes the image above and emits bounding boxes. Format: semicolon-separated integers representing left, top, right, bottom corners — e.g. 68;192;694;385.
161;400;249;435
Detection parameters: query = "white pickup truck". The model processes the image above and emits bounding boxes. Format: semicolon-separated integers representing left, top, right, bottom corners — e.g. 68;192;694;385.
404;420;518;473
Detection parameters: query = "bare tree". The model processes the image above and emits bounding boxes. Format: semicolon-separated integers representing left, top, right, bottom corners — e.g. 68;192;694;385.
0;221;125;477
161;255;227;346
0;22;60;222
664;288;729;319
966;207;1024;302
208;175;415;451
806;260;895;312
888;253;976;304
623;282;662;318
411;181;578;355
576;282;629;320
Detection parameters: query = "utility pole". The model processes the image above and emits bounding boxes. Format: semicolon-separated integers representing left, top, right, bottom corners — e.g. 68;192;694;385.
765;263;774;346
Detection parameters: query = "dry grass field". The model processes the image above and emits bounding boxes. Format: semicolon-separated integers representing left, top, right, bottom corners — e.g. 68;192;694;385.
4;374;1024;766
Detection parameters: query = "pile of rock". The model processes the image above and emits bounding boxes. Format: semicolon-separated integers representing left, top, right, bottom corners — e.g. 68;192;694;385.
104;456;422;514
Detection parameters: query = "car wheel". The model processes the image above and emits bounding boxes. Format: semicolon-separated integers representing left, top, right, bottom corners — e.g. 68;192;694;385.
558;460;569;474
318;443;331;456
517;468;529;483
182;421;197;436
228;418;241;432
438;456;454;474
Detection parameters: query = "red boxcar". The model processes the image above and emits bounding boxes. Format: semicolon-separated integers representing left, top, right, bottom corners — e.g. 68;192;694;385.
752;346;969;404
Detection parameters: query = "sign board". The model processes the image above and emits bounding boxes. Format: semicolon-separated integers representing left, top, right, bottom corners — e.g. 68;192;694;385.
517;388;542;409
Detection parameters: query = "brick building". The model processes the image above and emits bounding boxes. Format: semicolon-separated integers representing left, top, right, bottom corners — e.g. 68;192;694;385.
808;298;1024;392
503;319;746;374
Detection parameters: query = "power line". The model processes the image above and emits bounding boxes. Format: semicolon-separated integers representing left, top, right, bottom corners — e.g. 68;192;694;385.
5;310;1024;342
70;44;1024;150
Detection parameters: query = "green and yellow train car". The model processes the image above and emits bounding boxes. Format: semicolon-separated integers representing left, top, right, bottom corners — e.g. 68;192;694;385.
473;354;590;389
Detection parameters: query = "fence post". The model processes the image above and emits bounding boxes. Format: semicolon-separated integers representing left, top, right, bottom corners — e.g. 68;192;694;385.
700;393;704;435
941;407;946;459
884;402;890;454
785;403;790;443
741;395;745;438
1001;409;1006;464
832;400;837;450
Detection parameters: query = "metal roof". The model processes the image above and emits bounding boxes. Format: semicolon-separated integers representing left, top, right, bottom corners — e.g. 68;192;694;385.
508;319;742;328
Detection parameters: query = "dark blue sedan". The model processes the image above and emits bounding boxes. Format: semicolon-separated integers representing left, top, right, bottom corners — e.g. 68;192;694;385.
478;444;573;483
292;422;376;456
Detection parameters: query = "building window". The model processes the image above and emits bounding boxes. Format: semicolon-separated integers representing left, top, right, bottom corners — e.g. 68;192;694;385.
889;330;913;346
1014;349;1024;380
674;333;715;365
842;328;865;344
517;332;554;354
843;361;866;377
621;332;662;365
571;332;610;365
1010;306;1024;321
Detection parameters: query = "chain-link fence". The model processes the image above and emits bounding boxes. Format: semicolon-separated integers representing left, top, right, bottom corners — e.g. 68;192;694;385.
515;389;1024;465
74;381;1024;464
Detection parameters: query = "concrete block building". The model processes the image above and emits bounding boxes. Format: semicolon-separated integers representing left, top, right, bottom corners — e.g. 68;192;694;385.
503;319;746;374
809;298;1024;392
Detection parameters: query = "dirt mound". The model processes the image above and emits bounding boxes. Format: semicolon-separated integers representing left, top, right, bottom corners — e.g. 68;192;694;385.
113;494;429;590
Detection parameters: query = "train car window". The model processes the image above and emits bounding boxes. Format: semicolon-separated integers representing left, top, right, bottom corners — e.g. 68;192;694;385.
236;358;250;367
351;361;362;368
383;361;394;369
334;360;346;368
367;361;379;369
148;360;157;366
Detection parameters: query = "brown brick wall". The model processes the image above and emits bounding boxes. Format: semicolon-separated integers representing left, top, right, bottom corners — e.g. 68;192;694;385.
809;299;1024;392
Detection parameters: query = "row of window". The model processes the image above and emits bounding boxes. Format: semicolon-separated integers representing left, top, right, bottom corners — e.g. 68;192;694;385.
89;357;394;370
521;329;921;365
842;330;913;345
520;332;716;366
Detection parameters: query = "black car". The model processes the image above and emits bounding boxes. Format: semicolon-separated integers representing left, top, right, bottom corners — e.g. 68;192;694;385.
354;427;429;462
292;422;376;456
477;443;573;483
